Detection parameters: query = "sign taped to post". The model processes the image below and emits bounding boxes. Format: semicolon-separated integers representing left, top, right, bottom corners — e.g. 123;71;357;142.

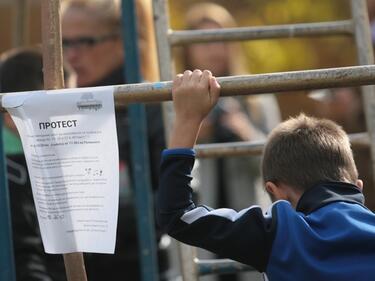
3;86;119;254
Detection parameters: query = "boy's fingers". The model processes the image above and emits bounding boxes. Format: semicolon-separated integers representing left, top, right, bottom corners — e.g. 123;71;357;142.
173;74;183;88
200;70;212;85
209;77;221;104
182;70;193;84
191;69;202;84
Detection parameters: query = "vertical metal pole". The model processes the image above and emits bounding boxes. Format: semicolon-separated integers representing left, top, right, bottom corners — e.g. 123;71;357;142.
41;1;87;280
121;1;159;281
153;0;174;138
0;117;16;281
12;0;29;47
178;245;199;281
153;0;174;81
152;1;199;280
351;0;375;190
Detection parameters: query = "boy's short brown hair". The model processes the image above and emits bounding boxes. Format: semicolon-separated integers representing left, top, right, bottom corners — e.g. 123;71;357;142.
262;114;358;191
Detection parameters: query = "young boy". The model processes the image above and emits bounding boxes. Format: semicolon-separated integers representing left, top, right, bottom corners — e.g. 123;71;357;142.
157;69;375;281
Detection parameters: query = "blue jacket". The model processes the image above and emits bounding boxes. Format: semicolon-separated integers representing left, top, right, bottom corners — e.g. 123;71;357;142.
157;148;375;281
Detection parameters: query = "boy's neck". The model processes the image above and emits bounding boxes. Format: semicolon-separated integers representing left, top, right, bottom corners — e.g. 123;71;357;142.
288;191;303;209
280;183;303;209
266;181;303;209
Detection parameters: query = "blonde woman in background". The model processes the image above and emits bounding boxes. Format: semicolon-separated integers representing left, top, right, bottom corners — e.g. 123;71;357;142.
180;1;280;220
61;0;159;85
61;0;168;280
178;3;280;281
181;3;280;134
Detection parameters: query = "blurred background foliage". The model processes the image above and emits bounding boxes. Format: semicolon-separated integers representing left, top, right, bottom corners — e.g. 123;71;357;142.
169;0;356;74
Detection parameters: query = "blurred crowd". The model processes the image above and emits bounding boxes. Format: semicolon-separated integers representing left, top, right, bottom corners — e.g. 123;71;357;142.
1;0;375;281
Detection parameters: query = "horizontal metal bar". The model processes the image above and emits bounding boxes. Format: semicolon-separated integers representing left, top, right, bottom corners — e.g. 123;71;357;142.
195;140;264;158
110;65;375;105
197;259;254;276
169;20;353;45
349;132;370;147
195;132;369;158
2;65;375;109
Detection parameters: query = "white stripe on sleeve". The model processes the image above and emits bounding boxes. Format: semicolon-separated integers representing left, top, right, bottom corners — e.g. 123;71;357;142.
181;205;263;224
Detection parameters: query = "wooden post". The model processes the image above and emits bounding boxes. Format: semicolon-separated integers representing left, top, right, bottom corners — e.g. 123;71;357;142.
41;1;87;280
41;0;64;89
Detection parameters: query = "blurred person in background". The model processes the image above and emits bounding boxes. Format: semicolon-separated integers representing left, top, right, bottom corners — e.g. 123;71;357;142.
303;0;375;211
368;0;375;57
61;0;168;280
0;46;75;281
178;3;281;281
181;1;280;222
308;89;375;212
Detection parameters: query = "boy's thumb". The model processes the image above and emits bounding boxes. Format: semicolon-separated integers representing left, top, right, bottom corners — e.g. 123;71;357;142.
209;77;221;103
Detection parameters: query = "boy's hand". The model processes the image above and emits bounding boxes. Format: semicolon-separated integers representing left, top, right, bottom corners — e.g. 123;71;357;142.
169;69;221;148
173;69;220;124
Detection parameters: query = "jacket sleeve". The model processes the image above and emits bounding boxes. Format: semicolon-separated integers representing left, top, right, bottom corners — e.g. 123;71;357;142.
157;149;278;272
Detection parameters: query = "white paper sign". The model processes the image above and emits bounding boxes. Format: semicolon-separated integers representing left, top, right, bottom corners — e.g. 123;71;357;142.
3;86;119;254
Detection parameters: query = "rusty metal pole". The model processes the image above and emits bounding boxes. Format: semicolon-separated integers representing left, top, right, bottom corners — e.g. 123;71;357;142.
41;1;87;280
2;65;375;107
110;64;375;105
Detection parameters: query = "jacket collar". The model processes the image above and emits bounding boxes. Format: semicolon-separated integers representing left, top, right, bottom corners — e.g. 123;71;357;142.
296;181;365;215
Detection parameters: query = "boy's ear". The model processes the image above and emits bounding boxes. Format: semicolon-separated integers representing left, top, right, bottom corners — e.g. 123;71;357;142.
356;179;363;191
265;181;288;201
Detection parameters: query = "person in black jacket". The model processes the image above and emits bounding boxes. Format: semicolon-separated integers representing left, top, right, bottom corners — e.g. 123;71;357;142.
0;47;72;281
157;69;375;281
61;0;167;280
